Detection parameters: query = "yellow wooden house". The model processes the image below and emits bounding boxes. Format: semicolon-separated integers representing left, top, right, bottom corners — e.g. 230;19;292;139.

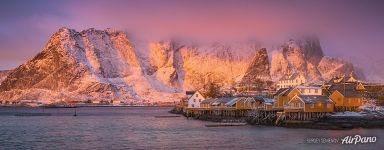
327;83;364;111
233;97;256;110
283;95;334;120
273;87;301;110
285;95;334;113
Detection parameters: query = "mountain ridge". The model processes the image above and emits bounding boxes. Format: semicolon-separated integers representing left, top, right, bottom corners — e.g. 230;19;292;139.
0;28;362;102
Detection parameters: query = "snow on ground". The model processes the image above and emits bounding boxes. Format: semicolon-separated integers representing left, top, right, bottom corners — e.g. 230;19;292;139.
331;99;384;117
331;111;364;117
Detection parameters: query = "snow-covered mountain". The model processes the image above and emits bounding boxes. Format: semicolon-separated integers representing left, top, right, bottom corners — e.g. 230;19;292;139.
270;36;359;82
317;56;356;81
0;70;11;85
241;48;271;82
0;28;361;103
0;28;258;103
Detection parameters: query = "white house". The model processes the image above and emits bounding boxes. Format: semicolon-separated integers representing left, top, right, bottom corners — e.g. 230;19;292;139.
187;91;206;108
277;73;306;89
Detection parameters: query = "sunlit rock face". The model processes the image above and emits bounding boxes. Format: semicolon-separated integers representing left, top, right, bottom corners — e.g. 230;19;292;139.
0;28;259;103
241;48;271;81
270;36;358;82
317;56;356;81
0;28;362;103
0;28;178;103
0;70;11;85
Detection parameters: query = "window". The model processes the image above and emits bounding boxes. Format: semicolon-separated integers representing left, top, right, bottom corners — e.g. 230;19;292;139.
193;99;196;102
192;104;194;107
296;80;298;83
199;99;201;102
310;104;315;108
196;94;199;98
315;89;318;93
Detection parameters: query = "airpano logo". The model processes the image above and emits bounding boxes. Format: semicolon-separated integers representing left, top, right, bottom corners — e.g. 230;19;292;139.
341;135;377;144
305;135;377;144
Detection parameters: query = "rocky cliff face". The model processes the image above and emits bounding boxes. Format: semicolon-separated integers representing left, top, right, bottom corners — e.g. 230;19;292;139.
0;28;182;102
270;36;358;82
270;37;323;81
0;28;258;102
0;70;11;85
0;28;362;102
317;56;355;81
241;48;271;81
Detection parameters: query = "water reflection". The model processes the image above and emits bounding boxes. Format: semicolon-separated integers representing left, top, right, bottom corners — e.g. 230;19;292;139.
0;107;382;150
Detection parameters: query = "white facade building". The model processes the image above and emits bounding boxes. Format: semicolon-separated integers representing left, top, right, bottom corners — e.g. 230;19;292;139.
277;73;306;89
187;91;205;108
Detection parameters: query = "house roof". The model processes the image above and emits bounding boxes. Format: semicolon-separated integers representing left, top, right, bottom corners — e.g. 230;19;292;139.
253;96;265;102
273;88;290;96
201;98;217;104
186;91;196;95
328;84;362;97
295;86;322;89
211;97;238;106
225;97;242;106
281;87;295;96
327;75;358;84
297;95;334;104
252;96;275;103
263;98;275;104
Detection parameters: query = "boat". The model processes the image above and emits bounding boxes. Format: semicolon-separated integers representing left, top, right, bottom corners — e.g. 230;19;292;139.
205;122;247;127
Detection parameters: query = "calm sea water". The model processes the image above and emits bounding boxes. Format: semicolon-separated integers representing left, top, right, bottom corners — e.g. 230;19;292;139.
0;107;383;150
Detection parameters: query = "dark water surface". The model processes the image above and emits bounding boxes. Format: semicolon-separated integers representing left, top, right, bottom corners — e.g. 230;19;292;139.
0;107;383;150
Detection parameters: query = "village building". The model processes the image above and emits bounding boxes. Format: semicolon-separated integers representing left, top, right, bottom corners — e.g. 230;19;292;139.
211;97;238;109
282;95;334;121
295;85;323;95
327;83;364;111
233;97;256;110
273;85;326;109
110;99;121;105
285;95;334;112
273;87;300;110
200;98;217;109
253;96;275;111
276;73;306;89
187;91;206;108
327;74;359;85
92;100;101;104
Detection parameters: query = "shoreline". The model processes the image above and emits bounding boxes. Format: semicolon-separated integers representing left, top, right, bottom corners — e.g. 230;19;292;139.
169;108;384;130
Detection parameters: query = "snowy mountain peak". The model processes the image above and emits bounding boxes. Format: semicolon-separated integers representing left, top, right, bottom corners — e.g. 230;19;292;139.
271;37;358;83
0;28;363;103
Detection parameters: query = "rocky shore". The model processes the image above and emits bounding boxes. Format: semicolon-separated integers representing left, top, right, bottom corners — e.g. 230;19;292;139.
170;107;384;130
